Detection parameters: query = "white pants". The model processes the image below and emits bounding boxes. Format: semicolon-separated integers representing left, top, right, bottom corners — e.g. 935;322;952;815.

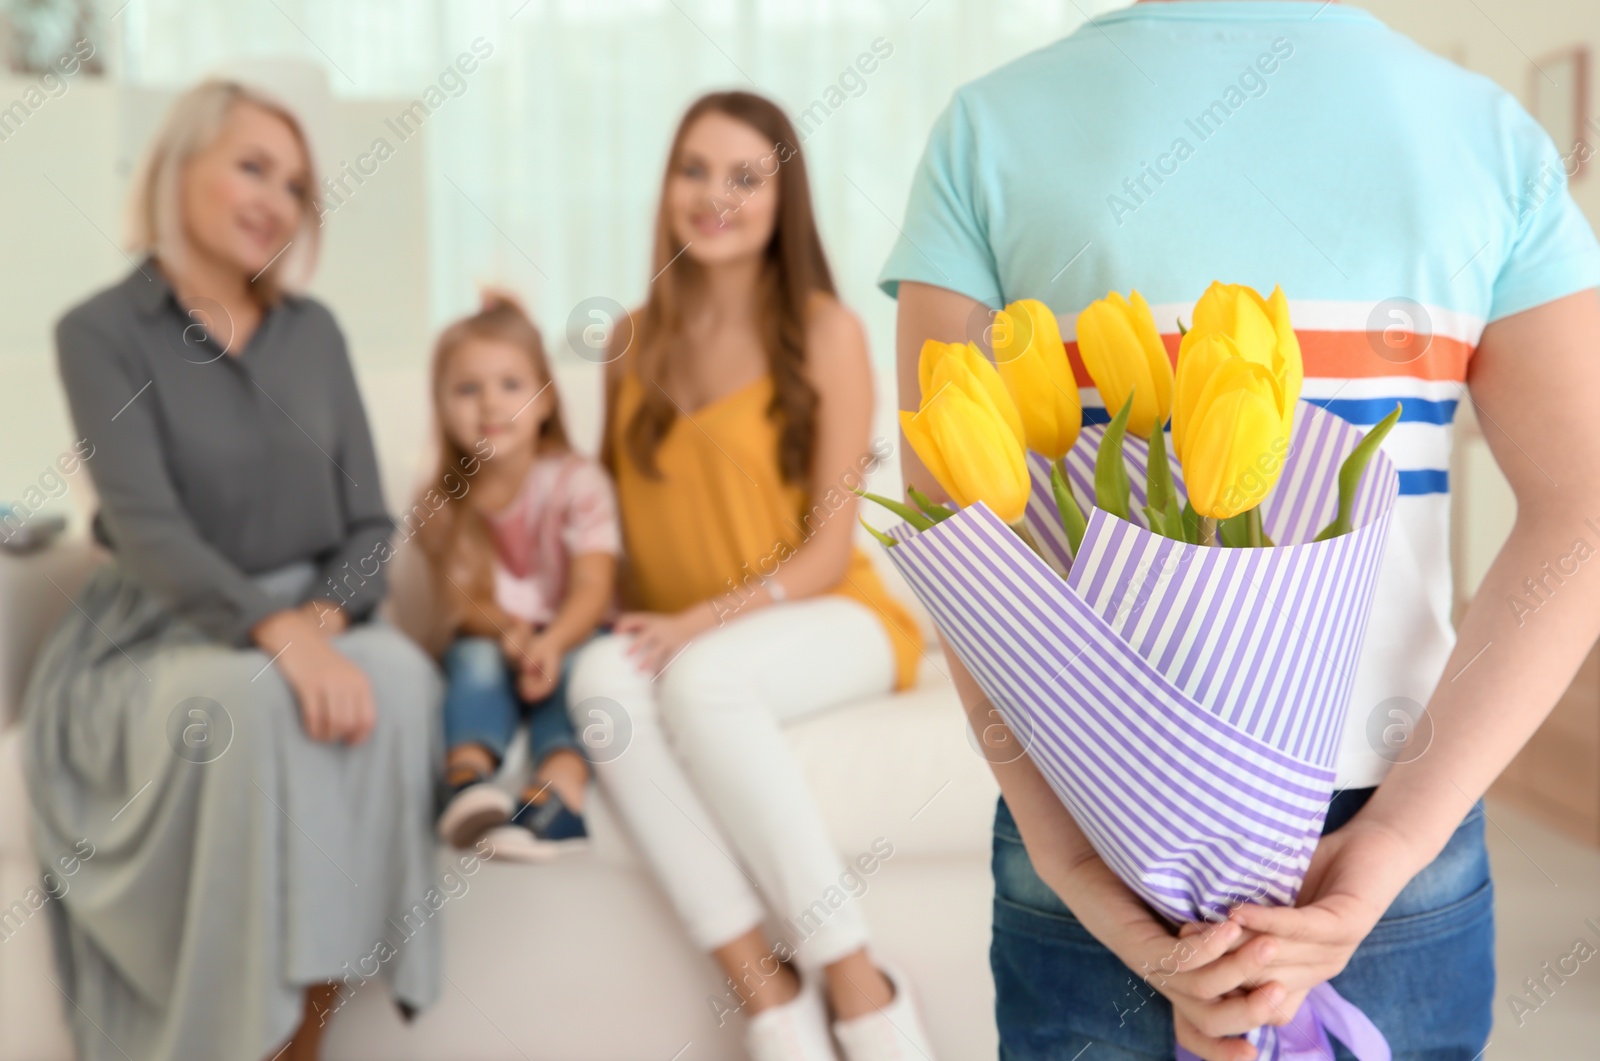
567;596;896;969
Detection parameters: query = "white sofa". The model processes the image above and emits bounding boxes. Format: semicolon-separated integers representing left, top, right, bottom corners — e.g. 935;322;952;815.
0;532;1001;1060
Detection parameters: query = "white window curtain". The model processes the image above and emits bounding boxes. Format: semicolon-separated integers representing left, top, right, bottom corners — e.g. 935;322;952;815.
108;0;1125;367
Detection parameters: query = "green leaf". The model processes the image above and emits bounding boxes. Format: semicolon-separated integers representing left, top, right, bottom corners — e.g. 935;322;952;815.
1180;499;1201;544
859;516;898;548
1144;424;1182;540
1177;317;1189;337
1052;460;1088;556
852;488;933;532
906;485;957;523
1094;394;1135;522
1311;405;1403;542
1142;504;1168;537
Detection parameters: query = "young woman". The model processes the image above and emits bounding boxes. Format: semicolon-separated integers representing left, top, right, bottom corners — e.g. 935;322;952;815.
565;92;932;1061
22;80;440;1061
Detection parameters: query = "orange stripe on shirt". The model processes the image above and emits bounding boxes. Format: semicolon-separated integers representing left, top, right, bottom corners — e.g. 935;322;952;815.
1063;331;1474;388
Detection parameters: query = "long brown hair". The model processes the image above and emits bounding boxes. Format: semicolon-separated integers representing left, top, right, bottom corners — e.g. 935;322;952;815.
624;91;833;483
416;296;570;625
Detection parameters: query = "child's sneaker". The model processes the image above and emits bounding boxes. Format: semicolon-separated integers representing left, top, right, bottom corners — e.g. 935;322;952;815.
436;765;514;849
483;789;589;863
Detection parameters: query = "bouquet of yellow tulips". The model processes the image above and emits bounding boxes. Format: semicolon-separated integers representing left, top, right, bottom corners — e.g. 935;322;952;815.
862;283;1402;1061
864;281;1398;561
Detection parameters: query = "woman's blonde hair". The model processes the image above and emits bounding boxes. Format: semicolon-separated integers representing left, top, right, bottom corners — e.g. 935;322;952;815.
128;78;323;302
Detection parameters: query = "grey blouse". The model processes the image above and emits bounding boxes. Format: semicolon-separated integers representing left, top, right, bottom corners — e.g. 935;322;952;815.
56;260;394;645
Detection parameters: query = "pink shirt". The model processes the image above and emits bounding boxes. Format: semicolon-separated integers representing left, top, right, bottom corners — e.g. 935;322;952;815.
485;452;621;626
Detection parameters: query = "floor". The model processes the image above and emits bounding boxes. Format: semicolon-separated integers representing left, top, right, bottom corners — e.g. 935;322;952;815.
1483;799;1600;1058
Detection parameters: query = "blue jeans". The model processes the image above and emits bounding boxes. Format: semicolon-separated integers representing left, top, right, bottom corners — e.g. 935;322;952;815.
440;636;587;770
991;789;1495;1060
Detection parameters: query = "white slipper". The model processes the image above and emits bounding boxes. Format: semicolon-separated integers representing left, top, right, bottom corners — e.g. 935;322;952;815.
436;782;513;848
479;823;589;863
745;966;840;1061
832;961;937;1061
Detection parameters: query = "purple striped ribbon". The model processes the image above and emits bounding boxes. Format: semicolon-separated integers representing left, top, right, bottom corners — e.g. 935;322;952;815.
882;401;1397;1059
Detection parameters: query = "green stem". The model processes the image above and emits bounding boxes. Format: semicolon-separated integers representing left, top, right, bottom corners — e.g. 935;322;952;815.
1245;506;1263;548
1010;520;1045;560
1198;516;1218;547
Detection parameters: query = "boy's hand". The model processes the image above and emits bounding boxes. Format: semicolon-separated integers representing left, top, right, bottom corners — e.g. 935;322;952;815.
1228;817;1411;1022
515;634;564;702
1056;851;1286;1061
1115;913;1285;1060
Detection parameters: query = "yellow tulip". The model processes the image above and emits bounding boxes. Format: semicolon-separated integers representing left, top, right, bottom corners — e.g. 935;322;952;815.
1074;290;1174;440
1180;282;1303;429
991;299;1082;460
901;359;1031;526
917;339;1025;450
1178;354;1292;520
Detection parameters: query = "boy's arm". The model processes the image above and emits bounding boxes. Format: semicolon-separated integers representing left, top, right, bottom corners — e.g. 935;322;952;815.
1235;289;1600;1002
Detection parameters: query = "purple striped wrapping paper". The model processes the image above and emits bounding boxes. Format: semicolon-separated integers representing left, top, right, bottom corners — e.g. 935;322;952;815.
882;400;1397;1057
885;400;1394;918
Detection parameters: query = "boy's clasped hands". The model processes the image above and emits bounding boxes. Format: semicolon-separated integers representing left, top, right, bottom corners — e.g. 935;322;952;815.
1070;817;1416;1061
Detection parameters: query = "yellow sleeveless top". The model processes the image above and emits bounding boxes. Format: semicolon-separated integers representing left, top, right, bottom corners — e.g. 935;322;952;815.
610;371;922;691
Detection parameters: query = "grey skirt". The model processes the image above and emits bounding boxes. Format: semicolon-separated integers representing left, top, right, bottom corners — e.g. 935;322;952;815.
21;561;443;1061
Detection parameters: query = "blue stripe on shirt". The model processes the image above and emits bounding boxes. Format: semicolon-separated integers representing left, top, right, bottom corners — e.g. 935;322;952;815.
1397;469;1449;495
1301;396;1459;426
1084;397;1459;427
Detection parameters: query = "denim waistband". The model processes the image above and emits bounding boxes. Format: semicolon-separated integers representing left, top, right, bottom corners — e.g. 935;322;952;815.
1324;786;1378;833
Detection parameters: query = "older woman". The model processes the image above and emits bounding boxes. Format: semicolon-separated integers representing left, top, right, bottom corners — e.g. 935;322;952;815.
22;80;440;1061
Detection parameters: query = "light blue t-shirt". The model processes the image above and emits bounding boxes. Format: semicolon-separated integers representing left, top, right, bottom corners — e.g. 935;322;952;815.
879;0;1600;785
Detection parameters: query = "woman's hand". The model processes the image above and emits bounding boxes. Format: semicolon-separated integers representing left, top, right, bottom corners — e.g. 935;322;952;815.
253;609;375;744
614;605;717;676
1227;817;1413;1021
298;598;348;636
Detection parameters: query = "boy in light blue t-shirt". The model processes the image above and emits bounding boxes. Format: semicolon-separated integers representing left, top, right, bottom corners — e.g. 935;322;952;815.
882;2;1600;1059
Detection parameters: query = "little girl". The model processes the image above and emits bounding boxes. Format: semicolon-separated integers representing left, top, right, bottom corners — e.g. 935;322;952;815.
417;295;620;861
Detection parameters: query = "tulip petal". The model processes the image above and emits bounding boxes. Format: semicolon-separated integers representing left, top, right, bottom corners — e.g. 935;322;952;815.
1172;332;1240;461
899;406;965;508
1078;296;1160;438
1266;285;1304;418
996;299;1082;459
948;341;1027;449
1181;360;1290;520
1129;290;1175;431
